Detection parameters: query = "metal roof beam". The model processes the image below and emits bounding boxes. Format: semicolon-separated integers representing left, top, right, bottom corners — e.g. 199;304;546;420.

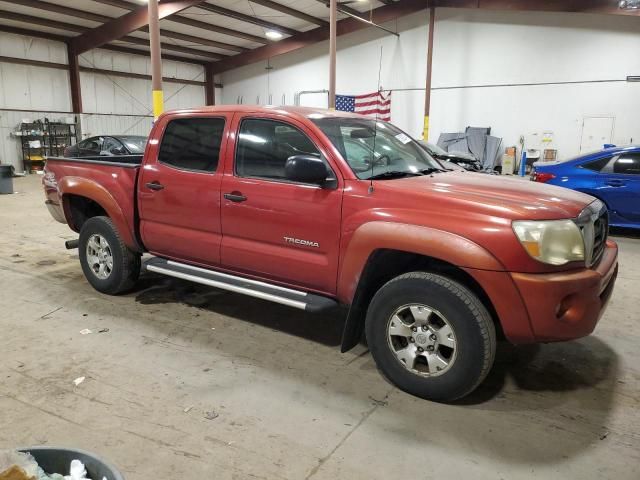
196;2;299;36
210;0;426;74
8;0;245;53
0;23;206;64
248;0;328;27
90;0;271;44
9;0;110;23
71;0;207;54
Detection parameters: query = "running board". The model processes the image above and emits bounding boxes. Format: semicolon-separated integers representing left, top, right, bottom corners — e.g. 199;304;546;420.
143;258;338;313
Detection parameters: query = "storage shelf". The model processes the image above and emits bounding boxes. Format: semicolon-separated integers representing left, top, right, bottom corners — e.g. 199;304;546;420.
20;120;78;173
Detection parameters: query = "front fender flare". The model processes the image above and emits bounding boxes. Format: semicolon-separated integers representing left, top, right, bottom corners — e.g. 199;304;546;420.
337;221;505;304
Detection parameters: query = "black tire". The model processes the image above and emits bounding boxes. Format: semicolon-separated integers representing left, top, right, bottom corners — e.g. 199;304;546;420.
365;272;496;402
79;216;140;295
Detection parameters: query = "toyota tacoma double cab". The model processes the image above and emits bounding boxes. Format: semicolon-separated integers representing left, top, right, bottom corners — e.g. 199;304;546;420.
42;106;618;402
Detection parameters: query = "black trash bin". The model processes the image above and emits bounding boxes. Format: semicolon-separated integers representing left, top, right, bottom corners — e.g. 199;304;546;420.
19;447;124;480
0;164;14;194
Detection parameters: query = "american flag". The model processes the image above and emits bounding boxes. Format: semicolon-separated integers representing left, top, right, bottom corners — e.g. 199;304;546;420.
335;91;391;121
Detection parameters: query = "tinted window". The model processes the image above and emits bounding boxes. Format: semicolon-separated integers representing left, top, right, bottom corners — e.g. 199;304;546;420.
119;136;146;154
79;137;102;154
102;137;123;155
236;118;321;180
582;157;611;172
158;118;225;172
613;153;640;175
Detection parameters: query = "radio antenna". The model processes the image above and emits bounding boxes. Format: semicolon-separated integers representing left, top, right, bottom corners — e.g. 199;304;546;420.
369;45;383;194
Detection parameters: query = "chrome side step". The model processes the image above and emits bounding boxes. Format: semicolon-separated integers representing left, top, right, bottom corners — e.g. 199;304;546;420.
143;257;338;313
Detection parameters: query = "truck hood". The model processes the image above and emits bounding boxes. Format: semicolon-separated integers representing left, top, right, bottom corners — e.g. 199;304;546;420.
376;171;594;220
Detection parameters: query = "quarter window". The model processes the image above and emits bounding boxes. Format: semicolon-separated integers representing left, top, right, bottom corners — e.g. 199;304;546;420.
613;153;640;175
235;118;325;181
581;157;610;172
158;118;225;172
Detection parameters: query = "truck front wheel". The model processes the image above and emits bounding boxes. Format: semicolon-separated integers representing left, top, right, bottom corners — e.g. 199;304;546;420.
79;216;140;295
365;272;496;402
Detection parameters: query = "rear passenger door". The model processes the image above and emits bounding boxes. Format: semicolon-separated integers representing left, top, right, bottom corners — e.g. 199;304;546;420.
138;115;230;266
219;114;343;294
600;152;640;223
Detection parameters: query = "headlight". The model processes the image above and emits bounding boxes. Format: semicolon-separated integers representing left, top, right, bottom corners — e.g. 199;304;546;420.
512;220;584;266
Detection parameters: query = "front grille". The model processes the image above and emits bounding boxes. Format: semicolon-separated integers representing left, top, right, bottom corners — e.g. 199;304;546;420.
577;200;608;268
591;211;608;266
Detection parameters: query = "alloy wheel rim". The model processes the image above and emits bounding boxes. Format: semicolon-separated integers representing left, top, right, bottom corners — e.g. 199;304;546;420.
386;303;457;377
86;234;113;280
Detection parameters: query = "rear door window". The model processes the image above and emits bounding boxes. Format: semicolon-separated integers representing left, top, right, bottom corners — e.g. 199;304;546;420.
158;118;225;172
613;153;640;175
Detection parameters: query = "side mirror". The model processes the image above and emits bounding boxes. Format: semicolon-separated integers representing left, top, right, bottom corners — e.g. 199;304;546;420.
285;155;329;186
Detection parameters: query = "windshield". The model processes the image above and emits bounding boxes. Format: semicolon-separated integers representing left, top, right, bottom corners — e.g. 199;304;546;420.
120;136;147;154
424;141;447;156
311;117;442;179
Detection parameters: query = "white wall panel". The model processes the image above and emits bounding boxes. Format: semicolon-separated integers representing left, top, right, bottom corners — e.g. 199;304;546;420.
80;114;153;139
0;35;206;170
220;8;640;159
0;32;67;63
79;49;204;81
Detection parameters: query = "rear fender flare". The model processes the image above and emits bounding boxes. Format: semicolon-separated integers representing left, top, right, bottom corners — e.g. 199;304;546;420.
58;176;140;251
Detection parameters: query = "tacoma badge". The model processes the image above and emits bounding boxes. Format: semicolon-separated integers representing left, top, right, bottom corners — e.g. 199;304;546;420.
284;237;320;248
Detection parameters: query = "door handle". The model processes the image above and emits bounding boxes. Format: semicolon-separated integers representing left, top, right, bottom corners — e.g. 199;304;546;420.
606;180;625;187
224;192;247;202
145;181;164;191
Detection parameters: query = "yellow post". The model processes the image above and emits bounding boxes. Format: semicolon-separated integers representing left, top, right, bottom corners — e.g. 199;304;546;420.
152;90;164;120
423;115;430;141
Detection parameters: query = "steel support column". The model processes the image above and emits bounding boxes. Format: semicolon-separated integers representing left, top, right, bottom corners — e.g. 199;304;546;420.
328;0;337;109
423;6;435;140
67;43;82;114
205;64;215;106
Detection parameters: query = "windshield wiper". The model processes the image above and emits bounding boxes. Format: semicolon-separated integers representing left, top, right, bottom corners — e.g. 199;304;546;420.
367;171;423;180
420;167;447;175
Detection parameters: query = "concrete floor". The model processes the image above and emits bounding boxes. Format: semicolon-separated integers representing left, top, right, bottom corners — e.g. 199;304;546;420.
1;175;639;480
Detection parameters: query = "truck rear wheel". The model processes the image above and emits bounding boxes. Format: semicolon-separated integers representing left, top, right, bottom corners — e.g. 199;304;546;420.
365;272;496;402
79;216;140;295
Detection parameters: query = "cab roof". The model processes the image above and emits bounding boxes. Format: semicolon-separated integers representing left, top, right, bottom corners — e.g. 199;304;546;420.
164;104;365;122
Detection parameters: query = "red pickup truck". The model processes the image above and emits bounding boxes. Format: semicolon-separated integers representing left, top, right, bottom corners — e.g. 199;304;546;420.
43;106;618;402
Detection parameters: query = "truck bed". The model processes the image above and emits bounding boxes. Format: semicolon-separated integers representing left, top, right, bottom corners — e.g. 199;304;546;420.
43;156;143;248
47;155;144;166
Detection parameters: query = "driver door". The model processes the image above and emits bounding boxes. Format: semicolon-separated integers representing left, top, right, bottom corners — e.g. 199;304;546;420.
220;114;343;294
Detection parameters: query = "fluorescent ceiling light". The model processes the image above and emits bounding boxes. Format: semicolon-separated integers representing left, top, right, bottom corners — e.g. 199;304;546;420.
265;30;284;40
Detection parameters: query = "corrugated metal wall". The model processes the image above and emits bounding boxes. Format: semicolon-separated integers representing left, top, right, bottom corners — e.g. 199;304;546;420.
0;32;206;172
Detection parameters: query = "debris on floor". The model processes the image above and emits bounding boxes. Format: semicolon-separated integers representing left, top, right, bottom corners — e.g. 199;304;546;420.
204;410;219;420
79;329;92;336
97;328;109;334
73;377;85;387
183;406;193;413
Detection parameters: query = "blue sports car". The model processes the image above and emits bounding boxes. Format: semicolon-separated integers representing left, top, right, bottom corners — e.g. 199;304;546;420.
531;145;640;229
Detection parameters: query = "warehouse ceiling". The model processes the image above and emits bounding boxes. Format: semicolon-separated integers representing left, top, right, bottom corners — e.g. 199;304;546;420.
0;0;638;71
0;0;396;63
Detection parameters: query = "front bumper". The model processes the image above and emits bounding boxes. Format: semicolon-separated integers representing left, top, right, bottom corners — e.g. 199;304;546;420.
510;240;618;342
